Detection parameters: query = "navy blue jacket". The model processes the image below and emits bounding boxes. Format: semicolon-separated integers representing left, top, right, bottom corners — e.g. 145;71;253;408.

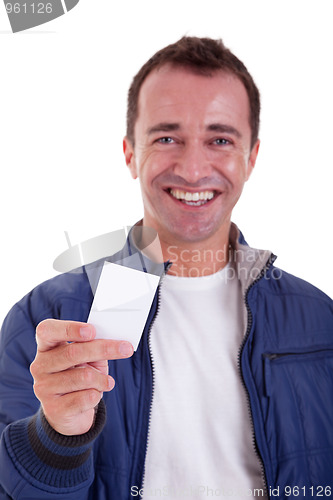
0;225;332;499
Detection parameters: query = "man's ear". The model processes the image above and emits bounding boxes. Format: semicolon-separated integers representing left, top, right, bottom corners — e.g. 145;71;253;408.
123;136;138;179
246;139;260;181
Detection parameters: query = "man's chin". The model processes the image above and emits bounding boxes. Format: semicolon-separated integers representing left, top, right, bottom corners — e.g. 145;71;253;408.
142;211;231;248
162;222;224;247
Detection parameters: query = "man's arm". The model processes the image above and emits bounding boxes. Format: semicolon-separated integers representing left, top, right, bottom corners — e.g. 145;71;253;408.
0;305;133;499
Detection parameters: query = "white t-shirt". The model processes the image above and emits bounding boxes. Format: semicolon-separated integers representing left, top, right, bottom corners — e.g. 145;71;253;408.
142;265;267;499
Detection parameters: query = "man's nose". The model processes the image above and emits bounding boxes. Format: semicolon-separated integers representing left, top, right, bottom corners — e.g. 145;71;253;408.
173;143;212;184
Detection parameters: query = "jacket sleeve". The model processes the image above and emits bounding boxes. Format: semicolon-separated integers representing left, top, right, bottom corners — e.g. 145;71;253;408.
0;291;105;499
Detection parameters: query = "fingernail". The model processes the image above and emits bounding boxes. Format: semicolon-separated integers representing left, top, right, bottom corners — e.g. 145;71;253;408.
108;376;115;390
80;326;92;339
119;342;133;357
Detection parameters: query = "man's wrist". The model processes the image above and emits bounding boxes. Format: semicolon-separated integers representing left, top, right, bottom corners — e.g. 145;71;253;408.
5;400;106;490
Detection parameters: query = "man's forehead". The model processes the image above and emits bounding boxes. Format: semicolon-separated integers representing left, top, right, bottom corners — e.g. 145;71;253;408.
140;63;239;93
136;64;250;130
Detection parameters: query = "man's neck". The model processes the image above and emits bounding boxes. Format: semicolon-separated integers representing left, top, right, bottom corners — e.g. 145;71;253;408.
163;239;230;277
136;222;231;277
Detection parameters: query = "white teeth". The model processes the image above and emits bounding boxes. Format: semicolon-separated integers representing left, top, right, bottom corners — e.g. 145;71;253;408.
170;189;215;202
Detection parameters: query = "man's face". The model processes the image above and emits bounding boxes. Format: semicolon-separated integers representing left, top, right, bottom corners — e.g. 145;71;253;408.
123;65;259;247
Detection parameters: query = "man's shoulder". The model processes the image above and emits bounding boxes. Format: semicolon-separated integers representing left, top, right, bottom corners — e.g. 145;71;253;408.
27;267;91;305
1;269;94;341
254;265;333;342
263;264;332;305
232;223;332;307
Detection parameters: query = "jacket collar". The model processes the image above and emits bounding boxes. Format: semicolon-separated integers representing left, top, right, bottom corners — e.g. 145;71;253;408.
85;220;275;297
229;222;276;294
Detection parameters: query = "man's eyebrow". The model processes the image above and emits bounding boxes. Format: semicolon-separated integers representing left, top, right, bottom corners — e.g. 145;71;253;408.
207;123;242;138
146;122;242;138
146;123;180;135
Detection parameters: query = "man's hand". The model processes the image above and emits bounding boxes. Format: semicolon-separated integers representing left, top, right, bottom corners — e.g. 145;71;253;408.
30;319;134;436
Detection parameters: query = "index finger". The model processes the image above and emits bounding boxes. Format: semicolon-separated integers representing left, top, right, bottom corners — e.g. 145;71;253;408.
36;319;95;352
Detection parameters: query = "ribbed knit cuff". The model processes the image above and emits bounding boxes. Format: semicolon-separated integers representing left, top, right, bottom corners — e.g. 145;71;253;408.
6;400;106;489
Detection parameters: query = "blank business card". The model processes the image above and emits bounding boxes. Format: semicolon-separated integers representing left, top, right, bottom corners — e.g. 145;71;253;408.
88;262;160;350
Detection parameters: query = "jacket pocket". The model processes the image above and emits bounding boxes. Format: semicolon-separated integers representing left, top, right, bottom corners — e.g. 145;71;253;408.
262;348;333;462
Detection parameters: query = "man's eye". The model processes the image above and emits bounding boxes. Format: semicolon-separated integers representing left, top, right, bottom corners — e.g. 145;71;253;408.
214;138;230;145
157;137;174;144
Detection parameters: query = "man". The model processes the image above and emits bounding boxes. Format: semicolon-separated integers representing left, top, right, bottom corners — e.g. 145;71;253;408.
0;37;332;499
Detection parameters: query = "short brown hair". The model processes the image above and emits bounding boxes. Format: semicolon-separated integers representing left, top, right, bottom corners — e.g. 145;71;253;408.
126;36;260;149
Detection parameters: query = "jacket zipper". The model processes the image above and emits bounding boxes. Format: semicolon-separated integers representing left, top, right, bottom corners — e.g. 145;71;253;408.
140;263;171;494
237;253;276;498
140;255;276;494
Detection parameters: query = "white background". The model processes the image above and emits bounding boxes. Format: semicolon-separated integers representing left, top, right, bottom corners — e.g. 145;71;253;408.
0;0;332;325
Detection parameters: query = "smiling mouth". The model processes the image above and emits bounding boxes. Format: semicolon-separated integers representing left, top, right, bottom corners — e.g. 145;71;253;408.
168;188;218;206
